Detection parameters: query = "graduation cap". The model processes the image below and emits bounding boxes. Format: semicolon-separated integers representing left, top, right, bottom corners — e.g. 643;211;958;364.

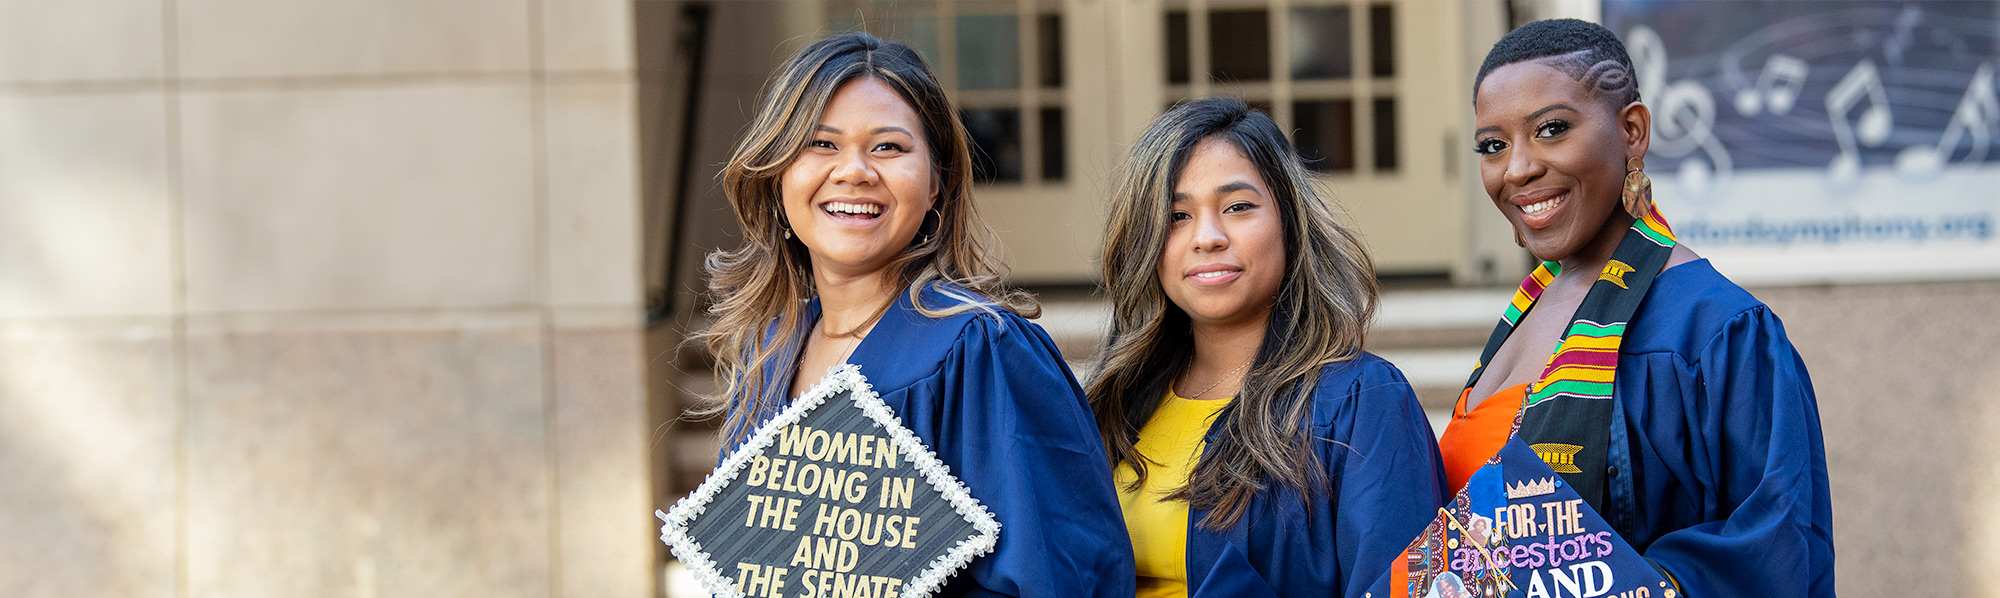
1366;438;1676;598
658;365;1000;598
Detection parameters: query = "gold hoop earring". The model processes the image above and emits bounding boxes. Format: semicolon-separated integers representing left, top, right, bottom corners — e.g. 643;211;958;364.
1622;156;1653;220
1514;226;1527;248
917;208;942;245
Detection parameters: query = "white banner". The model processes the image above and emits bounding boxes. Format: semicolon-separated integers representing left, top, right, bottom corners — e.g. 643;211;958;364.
1603;1;2000;283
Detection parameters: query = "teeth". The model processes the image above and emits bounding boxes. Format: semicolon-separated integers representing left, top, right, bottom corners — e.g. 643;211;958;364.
1193;270;1234;278
1523;194;1565;215
824;202;880;216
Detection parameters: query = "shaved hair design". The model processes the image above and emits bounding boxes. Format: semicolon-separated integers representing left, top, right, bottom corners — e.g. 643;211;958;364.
1475;18;1641;109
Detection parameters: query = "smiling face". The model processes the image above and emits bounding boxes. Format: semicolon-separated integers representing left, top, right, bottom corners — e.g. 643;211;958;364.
780;77;937;283
1473;61;1648;264
1157;137;1288;331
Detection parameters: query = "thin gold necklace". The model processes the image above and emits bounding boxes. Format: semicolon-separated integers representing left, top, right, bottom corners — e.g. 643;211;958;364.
1181;358;1253;400
822;295;895;339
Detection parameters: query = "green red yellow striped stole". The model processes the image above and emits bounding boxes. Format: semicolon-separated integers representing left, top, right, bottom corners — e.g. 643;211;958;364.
1464;203;1677;509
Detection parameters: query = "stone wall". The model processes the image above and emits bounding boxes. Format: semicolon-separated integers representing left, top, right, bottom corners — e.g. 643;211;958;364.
1755;279;2000;598
0;1;653;596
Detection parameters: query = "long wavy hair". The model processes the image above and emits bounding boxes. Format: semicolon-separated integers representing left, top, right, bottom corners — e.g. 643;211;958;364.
1088;98;1378;530
697;33;1035;441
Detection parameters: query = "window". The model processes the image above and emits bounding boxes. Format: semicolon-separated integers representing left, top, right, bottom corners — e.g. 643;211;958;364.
1290;6;1351;79
1210;9;1272;82
1294;99;1355;171
827;0;1068;185
1368;4;1395;78
1164;0;1399;175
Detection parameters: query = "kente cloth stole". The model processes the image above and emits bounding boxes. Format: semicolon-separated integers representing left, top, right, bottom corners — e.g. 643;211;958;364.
1463;204;1676;511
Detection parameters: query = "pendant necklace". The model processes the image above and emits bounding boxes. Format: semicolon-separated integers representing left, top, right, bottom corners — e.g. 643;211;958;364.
1182;358;1253;400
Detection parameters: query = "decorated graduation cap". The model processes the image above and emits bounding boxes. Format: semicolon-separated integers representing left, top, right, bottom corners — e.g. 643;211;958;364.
657;365;999;598
1365;437;1674;598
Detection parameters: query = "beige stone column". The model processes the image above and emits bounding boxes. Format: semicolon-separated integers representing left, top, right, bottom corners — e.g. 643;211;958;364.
0;1;652;596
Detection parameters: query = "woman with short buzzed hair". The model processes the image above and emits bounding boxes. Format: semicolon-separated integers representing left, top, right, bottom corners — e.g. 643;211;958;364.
1445;18;1834;596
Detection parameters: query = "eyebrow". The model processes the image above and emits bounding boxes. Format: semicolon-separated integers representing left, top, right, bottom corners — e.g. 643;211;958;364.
814;124;916;136
1526;103;1580;122
1171;181;1260;202
1474;103;1581;137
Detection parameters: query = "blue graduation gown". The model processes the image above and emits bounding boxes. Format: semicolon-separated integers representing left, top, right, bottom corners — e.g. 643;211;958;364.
1605;259;1835;596
1184;353;1448;598
731;282;1136;598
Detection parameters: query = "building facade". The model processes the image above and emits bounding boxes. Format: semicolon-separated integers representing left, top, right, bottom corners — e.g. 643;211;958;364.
4;1;1998;596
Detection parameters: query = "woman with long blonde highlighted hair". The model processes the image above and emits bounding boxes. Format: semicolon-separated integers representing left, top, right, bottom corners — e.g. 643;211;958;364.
1090;97;1444;597
695;32;1133;596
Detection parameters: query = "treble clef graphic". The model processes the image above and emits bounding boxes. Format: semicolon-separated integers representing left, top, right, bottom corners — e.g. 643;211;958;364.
1627;26;1733;197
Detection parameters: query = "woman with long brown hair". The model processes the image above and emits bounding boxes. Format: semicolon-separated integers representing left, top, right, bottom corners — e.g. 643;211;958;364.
1090;97;1445;597
1443;18;1832;595
697;32;1133;596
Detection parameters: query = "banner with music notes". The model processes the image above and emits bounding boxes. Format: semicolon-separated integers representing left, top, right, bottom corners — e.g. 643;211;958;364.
1602;1;2000;284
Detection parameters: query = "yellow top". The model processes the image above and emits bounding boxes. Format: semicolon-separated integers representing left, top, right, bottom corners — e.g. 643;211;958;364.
1114;389;1233;598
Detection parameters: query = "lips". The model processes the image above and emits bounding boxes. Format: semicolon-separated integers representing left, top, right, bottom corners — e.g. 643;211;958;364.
1185;263;1243;286
1510;188;1568;229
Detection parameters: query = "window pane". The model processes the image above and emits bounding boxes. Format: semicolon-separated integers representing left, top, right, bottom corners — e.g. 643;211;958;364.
1293;99;1355;172
1041;107;1066;181
1209;9;1270;82
1289;6;1351;79
1166;11;1190;84
962;108;1023;182
1038;14;1064;88
957;14;1020;90
1373;97;1398;171
1370;4;1395;77
885;10;942;67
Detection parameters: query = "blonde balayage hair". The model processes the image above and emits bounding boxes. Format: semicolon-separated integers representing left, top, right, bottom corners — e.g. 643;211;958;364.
698;33;1034;442
1089;98;1378;530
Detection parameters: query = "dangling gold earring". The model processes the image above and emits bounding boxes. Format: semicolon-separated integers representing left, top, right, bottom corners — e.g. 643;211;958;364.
1622;156;1653;220
1513;226;1527;248
775;206;793;240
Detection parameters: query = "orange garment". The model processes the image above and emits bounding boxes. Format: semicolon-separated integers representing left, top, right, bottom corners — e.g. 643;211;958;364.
1437;383;1528;493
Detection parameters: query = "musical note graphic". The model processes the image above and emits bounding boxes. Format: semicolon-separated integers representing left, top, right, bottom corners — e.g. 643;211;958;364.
1825;60;1894;184
1884;5;1922;66
1734;54;1808;117
1627;25;1669;103
1626;25;1734;198
1895;63;1999;178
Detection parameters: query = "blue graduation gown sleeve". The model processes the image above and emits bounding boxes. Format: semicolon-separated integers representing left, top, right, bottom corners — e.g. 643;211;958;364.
927;316;1136;597
842;287;1133;598
1327;357;1451;598
1186;354;1448;598
1615;262;1835;597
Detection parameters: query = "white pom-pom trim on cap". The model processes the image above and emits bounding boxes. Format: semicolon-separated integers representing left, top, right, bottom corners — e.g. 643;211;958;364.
657;364;1000;598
